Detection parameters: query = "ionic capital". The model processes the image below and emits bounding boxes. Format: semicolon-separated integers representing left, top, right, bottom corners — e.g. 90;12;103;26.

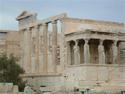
84;38;90;44
74;40;79;45
113;40;118;46
67;41;71;45
42;23;48;26
52;20;57;24
34;25;39;30
99;39;104;45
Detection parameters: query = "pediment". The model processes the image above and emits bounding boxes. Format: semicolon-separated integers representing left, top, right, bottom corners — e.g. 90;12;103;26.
16;11;32;20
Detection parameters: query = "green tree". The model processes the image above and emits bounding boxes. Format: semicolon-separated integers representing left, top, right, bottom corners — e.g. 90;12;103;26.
0;54;25;91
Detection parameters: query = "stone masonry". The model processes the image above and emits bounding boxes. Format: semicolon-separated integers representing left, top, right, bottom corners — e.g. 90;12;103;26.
2;11;125;92
16;11;125;92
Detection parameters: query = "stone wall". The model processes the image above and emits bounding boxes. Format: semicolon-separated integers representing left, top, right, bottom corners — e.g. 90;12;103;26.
0;30;20;58
0;83;23;94
21;74;64;92
63;65;125;91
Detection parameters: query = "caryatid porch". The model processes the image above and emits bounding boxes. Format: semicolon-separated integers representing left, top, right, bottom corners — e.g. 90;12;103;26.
66;30;125;65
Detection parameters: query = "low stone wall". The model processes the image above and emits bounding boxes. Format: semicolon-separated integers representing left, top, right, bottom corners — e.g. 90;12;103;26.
21;73;64;92
63;64;125;91
0;83;23;94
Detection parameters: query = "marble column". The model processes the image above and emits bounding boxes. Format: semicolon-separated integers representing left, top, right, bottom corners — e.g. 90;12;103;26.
52;20;57;73
84;39;90;64
67;41;71;65
59;20;65;71
74;40;80;65
112;40;118;64
98;39;105;64
35;25;39;73
29;28;32;73
43;23;48;73
24;28;31;73
31;27;37;73
31;37;36;73
39;24;44;73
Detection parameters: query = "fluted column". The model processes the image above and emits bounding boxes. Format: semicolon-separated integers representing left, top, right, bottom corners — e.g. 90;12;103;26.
112;40;118;64
98;39;105;64
67;41;71;65
84;39;90;64
43;23;48;73
35;25;39;73
24;28;31;73
29;28;32;73
74;40;80;65
38;24;44;73
52;20;57;73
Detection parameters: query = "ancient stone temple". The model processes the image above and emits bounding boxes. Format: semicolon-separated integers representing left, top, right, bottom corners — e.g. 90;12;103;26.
16;11;125;92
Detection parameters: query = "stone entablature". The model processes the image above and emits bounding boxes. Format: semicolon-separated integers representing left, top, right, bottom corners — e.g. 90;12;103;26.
62;18;124;34
18;12;67;31
65;30;125;41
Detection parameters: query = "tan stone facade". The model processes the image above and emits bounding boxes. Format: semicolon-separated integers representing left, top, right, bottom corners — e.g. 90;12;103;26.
1;11;125;92
16;11;125;91
15;11;125;92
0;30;20;58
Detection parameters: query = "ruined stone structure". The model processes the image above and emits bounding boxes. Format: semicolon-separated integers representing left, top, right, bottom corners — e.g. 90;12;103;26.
0;83;22;94
15;11;125;92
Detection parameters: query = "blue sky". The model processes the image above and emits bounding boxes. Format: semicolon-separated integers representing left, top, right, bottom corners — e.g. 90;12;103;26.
0;0;125;30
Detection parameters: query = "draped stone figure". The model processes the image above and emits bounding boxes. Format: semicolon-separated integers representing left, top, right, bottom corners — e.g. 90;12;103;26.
112;41;118;64
84;39;90;64
98;40;105;64
73;43;80;65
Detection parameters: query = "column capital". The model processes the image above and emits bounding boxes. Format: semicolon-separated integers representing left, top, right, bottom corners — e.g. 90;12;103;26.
42;23;48;26
34;25;39;30
38;24;42;29
74;40;79;45
52;20;57;24
99;39;104;45
23;28;29;31
67;41;71;45
25;28;31;33
113;40;118;46
26;27;30;30
84;38;90;44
